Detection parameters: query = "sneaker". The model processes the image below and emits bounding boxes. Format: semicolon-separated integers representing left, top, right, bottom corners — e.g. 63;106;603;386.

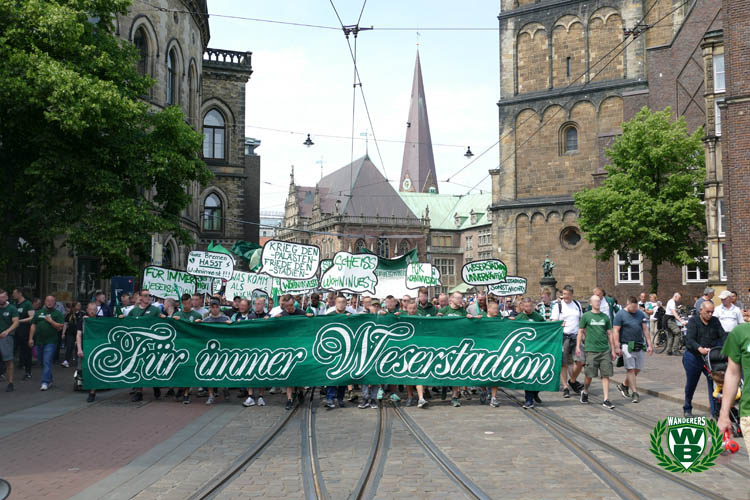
479;390;487;405
269;387;280;394
451;397;461;408
631;392;639;404
297;390;305;403
242;396;256;407
131;392;143;402
40;383;49;391
568;380;582;394
183;395;191;405
153;387;161;399
61;360;69;368
601;399;615;410
616;383;630;399
461;389;472;400
285;399;293;411
348;392;358;403
24;373;32;380
523;400;535;409
683;409;693;417
666;351;673;356
490;397;500;408
6;383;13;392
205;396;215;405
417;398;428;409
87;392;96;403
325;399;336;409
377;387;384;400
405;398;414;407
369;400;378;409
423;388;432;399
358;400;369;409
563;388;570;398
389;393;401;403
337;400;346;408
258;397;265;406
197;388;208;397
533;394;543;405
580;391;589;404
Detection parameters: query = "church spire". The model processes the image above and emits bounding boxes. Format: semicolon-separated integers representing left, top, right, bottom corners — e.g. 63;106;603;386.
399;51;438;194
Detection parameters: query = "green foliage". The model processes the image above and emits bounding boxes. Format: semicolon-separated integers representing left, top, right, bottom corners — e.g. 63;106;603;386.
0;0;212;276
574;107;706;293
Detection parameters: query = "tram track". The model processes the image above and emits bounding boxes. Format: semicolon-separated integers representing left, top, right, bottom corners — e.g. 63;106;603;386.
498;388;731;500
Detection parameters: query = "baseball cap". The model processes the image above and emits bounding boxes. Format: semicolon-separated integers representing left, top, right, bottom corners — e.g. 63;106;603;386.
210;298;222;306
718;290;732;300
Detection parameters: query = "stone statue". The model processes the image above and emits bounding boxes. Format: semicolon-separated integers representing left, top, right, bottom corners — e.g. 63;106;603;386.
542;255;555;278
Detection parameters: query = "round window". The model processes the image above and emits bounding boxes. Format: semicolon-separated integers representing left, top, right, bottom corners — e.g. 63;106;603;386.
560;227;581;249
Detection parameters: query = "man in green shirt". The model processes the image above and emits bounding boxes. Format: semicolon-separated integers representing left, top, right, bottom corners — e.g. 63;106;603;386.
718;323;750;463
0;289;19;392
576;295;618;409
29;295;64;391
172;293;203;323
438;292;474;318
127;289;163;319
415;287;437;316
12;287;34;379
515;297;545;408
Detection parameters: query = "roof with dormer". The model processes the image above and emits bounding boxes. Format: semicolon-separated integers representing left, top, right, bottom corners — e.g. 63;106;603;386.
399;192;492;230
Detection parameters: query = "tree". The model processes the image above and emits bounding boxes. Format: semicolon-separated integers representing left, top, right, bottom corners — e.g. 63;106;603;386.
0;0;212;277
573;107;706;293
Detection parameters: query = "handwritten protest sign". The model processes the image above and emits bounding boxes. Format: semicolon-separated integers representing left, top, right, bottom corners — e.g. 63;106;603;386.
488;277;527;297
373;249;417;298
142;266;195;300
194;276;213;295
320;252;378;294
276;277;320;294
319;259;333;275
260;240;320;280
405;263;441;289
187;251;234;280
461;259;507;286
225;271;273;299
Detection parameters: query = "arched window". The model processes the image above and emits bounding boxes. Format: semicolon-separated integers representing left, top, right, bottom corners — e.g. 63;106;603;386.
354;239;366;253
399;240;409;256
167;49;177;105
133;27;149;76
188;66;196;123
162;242;174;268
203;110;225;160
377;238;390;259
202;193;222;231
562;124;578;153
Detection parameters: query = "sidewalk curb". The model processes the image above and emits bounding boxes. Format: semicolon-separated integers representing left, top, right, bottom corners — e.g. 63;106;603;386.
611;378;711;413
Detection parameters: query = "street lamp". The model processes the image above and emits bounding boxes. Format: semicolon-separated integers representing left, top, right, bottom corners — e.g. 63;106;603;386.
303;134;314;147
464;146;474;159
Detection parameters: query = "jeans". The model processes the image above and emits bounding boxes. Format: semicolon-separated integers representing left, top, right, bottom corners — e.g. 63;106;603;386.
326;385;346;402
524;390;538;404
16;327;32;374
361;384;374;401
39;343;56;385
682;349;715;415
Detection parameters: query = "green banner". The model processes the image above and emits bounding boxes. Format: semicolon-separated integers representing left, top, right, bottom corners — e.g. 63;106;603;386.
82;316;562;391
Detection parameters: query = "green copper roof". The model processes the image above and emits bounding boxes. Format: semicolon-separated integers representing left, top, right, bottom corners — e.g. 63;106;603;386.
399;192;492;230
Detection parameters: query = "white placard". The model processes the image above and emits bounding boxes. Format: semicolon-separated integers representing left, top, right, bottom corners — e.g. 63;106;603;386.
461;259;508;286
259;240;320;280
319;252;378;294
142;266;195;300
488;277;527;297
276;277;320;294
187;251;235;280
405;263;441;289
225;271;274;299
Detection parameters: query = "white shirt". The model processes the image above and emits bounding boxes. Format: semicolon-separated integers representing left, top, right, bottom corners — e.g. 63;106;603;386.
665;299;679;318
715;303;744;333
121;305;135;316
268;306;283;317
550;299;582;336
645;301;658;322
599;297;610;318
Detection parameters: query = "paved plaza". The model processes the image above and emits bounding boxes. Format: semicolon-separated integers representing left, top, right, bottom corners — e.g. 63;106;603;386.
0;354;747;500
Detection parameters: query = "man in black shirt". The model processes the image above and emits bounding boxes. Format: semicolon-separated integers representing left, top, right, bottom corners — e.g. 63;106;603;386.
682;301;726;417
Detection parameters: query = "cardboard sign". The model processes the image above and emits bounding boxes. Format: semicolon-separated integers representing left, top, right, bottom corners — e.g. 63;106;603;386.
225;271;273;299
187;251;235;280
405;263;441;289
488;277;527;297
461;259;507;286
194;276;213;295
260;240;320;280
320;252;378;294
373;250;418;298
142;266;195;300
276;277;320;294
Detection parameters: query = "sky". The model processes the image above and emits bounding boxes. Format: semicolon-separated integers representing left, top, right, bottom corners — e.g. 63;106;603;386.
206;1;500;215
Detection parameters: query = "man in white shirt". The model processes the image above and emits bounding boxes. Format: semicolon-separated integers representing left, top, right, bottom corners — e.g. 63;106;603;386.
664;292;685;356
551;284;584;398
715;290;744;333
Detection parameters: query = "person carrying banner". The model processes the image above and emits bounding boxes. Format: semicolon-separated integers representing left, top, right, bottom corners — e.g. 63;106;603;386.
325;295;351;409
415;287;436;316
305;293;326;316
129;290;165;402
232;298;268;408
550;285;584;398
400;301;428;408
515;297;546;408
172;294;203;323
76;302;98;402
437;292;472;406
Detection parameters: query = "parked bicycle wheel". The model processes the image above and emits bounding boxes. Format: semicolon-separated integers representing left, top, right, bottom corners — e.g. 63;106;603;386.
652;329;668;354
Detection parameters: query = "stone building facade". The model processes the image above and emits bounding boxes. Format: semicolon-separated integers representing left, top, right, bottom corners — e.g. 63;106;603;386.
491;0;722;302
34;0;260;302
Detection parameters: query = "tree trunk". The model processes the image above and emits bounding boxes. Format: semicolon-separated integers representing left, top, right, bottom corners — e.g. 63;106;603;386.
649;258;659;294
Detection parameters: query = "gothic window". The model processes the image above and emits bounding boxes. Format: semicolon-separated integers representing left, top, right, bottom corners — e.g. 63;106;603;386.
133;27;149;76
354;239;366;253
167;48;177;105
162;242;174;268
203;109;225;160
399;240;409;256
561;124;578;154
188;65;196;123
377;238;390;258
202;193;222;232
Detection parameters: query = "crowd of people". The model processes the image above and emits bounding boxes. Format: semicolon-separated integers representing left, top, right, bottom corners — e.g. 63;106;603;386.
0;283;746;447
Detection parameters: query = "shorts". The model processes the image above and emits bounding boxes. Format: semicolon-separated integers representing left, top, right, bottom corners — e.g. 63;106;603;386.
742;417;750;467
621;343;644;370
562;336;584;365
584;350;613;378
0;335;14;362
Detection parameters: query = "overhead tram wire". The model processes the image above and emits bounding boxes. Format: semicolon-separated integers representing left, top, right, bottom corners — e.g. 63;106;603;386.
441;0;662;185
463;0;685;195
245;125;466;148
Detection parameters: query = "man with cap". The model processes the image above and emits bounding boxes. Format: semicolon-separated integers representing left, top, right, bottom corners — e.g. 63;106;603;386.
715;290;744;334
